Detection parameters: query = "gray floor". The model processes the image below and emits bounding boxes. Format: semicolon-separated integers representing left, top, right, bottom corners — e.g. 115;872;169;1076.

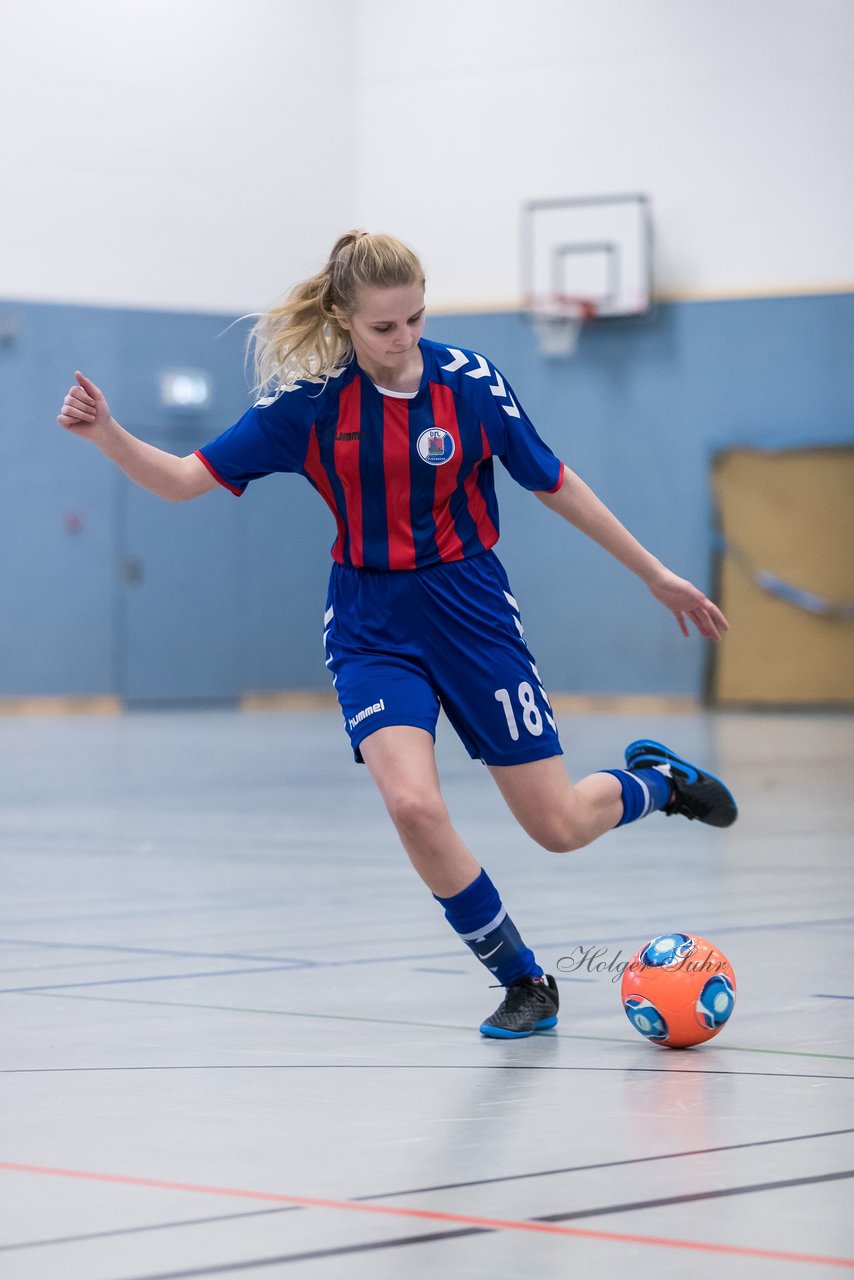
0;708;852;1279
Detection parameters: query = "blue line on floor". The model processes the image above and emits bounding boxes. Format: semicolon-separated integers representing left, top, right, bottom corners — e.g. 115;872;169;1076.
411;967;467;975
0;962;311;995
0;937;318;966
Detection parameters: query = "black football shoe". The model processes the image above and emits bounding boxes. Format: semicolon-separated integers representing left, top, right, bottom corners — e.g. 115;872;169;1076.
625;739;738;828
479;975;559;1039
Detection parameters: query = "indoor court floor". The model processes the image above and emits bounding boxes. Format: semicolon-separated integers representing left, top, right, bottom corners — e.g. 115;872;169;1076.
0;706;852;1279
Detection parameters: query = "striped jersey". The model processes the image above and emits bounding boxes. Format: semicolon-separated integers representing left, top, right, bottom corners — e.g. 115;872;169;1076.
196;337;564;571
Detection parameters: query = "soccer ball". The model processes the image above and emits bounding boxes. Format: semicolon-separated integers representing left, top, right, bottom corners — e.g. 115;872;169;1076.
621;932;736;1049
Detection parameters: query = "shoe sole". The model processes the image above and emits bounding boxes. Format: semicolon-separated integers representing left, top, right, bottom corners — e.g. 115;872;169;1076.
479;1015;558;1039
625;738;738;828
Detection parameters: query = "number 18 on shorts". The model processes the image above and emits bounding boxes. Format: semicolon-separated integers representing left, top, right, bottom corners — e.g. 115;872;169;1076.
494;679;550;741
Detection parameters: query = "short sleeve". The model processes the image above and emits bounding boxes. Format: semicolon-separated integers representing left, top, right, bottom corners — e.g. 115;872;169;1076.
196;391;313;496
480;362;563;494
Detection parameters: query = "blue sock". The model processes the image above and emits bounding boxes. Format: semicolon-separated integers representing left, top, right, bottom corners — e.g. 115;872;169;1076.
435;869;543;986
601;768;673;827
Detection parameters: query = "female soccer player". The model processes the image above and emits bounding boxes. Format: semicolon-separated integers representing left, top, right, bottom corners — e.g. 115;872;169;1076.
58;230;737;1039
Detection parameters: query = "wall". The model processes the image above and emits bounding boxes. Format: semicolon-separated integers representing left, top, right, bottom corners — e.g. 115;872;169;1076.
2;292;852;701
3;1;852;314
355;0;854;307
2;1;853;702
0;0;356;313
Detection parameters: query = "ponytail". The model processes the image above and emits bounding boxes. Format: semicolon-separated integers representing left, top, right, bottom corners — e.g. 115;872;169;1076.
249;230;425;395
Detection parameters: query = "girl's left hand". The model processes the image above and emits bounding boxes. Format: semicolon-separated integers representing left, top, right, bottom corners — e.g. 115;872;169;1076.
647;570;729;640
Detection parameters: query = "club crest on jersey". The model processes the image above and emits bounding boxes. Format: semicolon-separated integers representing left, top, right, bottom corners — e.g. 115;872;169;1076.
417;428;455;466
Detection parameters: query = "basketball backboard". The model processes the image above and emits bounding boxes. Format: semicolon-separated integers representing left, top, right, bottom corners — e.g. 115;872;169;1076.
521;193;653;319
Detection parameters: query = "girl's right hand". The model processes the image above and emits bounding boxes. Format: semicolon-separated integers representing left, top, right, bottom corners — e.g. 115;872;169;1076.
57;371;113;437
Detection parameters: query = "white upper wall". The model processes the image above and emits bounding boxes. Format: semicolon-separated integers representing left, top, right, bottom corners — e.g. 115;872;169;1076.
2;0;852;312
355;0;854;309
0;0;356;313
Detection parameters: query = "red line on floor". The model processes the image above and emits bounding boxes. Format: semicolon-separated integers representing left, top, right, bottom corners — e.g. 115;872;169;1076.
1;1160;851;1268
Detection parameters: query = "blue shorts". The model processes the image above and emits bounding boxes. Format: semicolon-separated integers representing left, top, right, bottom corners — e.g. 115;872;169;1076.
323;550;563;767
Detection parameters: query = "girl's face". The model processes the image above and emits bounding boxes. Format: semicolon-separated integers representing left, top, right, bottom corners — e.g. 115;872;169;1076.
336;284;426;372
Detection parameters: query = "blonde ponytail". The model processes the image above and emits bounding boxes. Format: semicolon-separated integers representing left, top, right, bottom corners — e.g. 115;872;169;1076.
249;230;425;395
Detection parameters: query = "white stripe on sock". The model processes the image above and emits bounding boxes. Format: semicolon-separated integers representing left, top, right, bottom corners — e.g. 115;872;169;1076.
457;906;507;942
631;772;653;817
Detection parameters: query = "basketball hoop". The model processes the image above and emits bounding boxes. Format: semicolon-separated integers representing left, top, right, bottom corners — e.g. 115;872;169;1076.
526;294;598;357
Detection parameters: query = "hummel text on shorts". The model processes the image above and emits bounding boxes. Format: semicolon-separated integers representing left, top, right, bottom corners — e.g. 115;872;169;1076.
348;699;386;732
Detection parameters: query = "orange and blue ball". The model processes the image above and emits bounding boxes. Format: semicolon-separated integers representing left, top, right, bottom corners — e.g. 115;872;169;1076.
621;932;736;1049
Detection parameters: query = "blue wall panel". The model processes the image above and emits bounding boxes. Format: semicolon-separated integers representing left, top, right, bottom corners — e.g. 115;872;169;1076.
0;304;120;694
1;293;852;700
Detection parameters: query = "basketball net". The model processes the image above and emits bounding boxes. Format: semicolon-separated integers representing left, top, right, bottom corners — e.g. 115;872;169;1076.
528;295;598;357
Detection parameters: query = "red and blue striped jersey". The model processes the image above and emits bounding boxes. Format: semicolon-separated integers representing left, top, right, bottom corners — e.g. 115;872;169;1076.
196;338;564;571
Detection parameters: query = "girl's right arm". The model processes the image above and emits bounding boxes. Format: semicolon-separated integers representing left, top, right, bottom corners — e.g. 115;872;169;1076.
57;371;219;502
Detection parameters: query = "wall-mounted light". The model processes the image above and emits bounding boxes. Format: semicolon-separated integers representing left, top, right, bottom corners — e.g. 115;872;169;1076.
159;369;212;410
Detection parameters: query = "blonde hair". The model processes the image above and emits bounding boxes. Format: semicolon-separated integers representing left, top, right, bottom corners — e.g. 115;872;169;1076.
249;230;425;395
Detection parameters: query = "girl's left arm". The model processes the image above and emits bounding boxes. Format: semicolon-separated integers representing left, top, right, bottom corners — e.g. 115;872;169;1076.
536;465;728;641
